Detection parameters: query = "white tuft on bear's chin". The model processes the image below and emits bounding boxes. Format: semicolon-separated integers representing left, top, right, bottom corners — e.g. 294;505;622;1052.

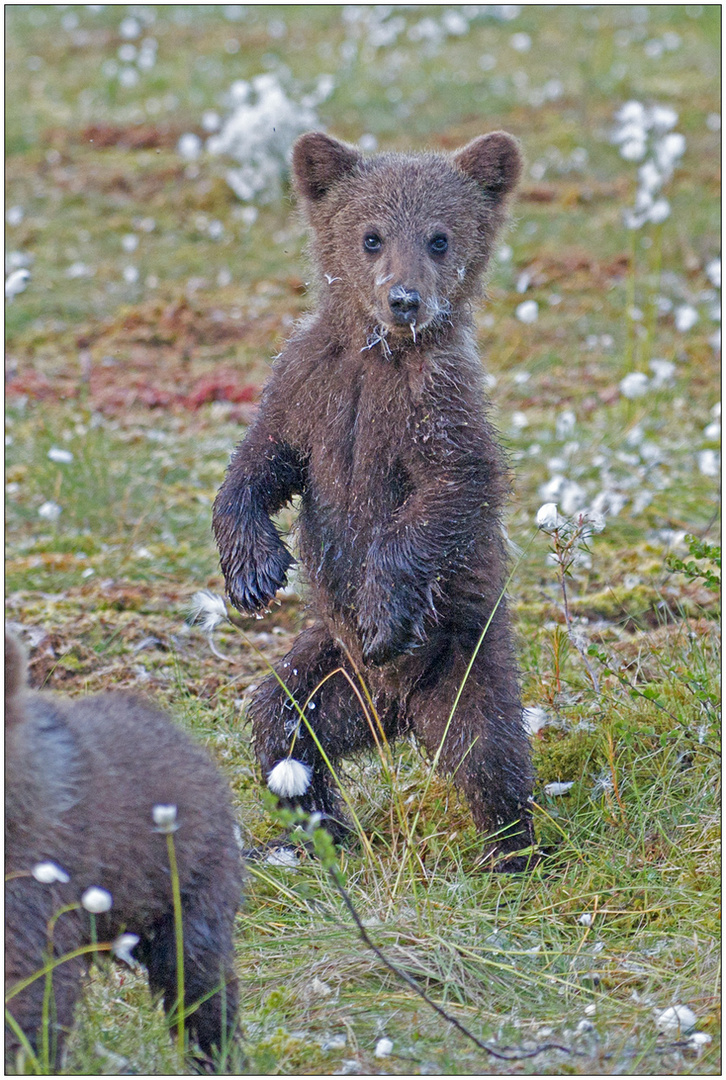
267;758;312;798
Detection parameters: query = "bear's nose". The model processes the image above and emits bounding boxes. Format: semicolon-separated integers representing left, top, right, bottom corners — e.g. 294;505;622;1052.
388;286;421;324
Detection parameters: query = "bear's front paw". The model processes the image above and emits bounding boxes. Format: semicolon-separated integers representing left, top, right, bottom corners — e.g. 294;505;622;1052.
357;583;428;667
224;541;294;615
361;622;417;667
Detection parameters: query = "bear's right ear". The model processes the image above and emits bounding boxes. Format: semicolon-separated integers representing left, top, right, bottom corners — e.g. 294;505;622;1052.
453;132;523;198
292;132;362;203
5;633;28;704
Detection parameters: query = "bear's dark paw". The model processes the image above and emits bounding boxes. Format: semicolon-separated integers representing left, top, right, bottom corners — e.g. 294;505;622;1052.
225;544;294;615
360;614;422;667
357;573;431;666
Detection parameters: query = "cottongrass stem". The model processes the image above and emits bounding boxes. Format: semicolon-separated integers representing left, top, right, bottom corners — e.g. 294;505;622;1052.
158;809;186;1063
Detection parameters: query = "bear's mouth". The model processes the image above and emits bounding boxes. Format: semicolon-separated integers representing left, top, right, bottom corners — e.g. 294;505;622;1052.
376;296;452;340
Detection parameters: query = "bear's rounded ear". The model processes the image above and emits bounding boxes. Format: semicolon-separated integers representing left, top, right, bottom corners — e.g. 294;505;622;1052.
453;132;523;197
5;633;28;704
292;132;363;203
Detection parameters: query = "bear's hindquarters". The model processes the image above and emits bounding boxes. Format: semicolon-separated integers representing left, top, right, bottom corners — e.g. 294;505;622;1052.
139;897;239;1057
4;882;86;1070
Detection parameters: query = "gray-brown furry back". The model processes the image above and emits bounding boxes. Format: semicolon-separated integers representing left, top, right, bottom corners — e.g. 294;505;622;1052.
4;634;243;1067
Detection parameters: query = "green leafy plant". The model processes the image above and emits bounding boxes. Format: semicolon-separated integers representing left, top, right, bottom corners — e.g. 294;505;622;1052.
666;535;721;593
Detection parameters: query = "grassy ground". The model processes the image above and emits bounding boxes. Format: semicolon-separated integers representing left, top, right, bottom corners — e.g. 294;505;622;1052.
5;5;720;1075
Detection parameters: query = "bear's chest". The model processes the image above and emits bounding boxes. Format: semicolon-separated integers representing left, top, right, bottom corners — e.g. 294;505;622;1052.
306;359;420;518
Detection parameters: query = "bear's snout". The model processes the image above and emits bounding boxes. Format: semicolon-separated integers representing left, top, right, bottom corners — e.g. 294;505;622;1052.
388;285;421;325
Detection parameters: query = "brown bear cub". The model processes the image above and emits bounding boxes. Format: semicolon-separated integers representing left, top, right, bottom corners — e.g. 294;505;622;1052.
213;131;534;868
5;633;242;1066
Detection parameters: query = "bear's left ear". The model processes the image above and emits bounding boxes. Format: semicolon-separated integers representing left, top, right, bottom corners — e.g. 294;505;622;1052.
453;132;523;197
292;132;363;204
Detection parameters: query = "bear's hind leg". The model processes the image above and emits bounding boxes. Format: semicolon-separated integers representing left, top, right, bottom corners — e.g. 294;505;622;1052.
250;623;384;842
407;628;534;870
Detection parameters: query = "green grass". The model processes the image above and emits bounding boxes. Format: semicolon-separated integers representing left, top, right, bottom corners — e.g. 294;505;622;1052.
5;4;720;1075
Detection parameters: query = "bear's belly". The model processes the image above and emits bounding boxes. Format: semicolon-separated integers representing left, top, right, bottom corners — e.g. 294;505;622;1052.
297;453;409;615
297;485;376;610
296;370;415;612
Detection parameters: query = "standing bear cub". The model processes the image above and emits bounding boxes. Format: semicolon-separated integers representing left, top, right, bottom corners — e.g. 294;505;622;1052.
213;131;534;867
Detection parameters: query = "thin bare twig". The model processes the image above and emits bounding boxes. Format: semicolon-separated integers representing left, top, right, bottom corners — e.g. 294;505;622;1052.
329;869;576;1063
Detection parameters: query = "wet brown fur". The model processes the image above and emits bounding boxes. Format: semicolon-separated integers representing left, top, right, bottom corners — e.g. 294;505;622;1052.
213;132;534;866
4;633;242;1066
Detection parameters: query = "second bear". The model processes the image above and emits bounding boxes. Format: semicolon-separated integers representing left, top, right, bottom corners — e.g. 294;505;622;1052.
213;131;534;867
5;633;242;1066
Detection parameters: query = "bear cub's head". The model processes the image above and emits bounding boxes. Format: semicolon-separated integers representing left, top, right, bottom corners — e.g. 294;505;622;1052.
292;131;522;344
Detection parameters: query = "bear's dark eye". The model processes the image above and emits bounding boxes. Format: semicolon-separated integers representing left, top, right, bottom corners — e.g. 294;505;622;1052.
429;234;448;255
363;233;383;253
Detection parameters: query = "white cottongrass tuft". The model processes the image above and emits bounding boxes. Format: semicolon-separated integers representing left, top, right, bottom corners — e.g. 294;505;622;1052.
689;1032;712;1049
619;371;649;399
646;197;670;224
539;476;587;516
375;1037;394;1058
267;758;312;798
649;358;676;386
111;933;140;966
515;299;539;324
321;1033;347;1051
206;72;334;203
202;109;221;133
81;886;113;914
5;267;31;300
697;450;719;478
188;589;228;633
705;257;721;289
655;1004;697;1035
152;804;179;833
119;15;141;38
47;447;74;464
265;847;300;868
674;304;699;332
544;781;574;796
536;503;561;531
309;976;333;997
38;500;62;522
523;706;548;735
555;409;576;438
614;102;686;229
177;132;202;161
580;509;607;535
32;861;70;884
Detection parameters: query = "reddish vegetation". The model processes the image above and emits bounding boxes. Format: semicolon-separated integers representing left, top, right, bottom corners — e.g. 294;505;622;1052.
184;375;258;409
6;364;260;417
6;298;269;418
62;123;201;151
